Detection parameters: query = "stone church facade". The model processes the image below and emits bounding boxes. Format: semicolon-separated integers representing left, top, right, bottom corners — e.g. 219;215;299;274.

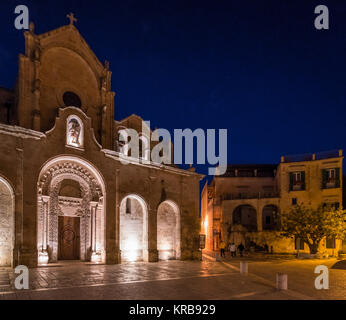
0;19;203;268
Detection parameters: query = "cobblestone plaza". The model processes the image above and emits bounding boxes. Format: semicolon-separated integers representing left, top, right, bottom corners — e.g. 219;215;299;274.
0;258;344;300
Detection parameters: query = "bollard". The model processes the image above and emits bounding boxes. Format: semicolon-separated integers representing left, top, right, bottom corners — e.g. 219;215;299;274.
240;261;248;274
276;273;288;290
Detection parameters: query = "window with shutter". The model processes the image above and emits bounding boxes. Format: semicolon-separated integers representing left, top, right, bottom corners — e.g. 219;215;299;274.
290;171;305;191
323;168;340;189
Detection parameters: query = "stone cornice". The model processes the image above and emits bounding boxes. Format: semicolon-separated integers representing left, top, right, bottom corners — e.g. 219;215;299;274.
101;149;205;180
0;123;45;140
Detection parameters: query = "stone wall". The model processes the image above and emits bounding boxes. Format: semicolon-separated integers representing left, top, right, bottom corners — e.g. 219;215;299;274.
0;178;14;266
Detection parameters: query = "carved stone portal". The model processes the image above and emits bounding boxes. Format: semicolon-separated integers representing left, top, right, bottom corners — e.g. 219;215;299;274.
37;159;105;264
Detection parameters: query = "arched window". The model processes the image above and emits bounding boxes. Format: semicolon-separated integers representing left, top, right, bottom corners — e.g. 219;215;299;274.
66;115;84;148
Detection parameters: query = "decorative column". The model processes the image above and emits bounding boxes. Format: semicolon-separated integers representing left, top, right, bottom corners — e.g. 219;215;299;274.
145;174;158;262
90;201;100;263
38;195;49;265
114;168;121;263
257;202;263;232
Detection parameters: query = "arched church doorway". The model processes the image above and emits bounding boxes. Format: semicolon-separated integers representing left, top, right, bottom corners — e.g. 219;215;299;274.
0;176;14;267
120;194;148;262
37;156;106;265
157;200;181;260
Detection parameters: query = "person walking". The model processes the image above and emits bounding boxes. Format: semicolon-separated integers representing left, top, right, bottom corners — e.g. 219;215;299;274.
219;240;226;258
264;244;269;253
230;243;236;257
238;243;245;257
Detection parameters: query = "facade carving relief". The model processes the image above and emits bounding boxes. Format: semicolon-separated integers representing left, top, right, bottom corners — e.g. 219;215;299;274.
37;160;105;264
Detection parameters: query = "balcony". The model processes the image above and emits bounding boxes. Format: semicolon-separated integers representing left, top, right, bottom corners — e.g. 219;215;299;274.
292;182;304;191
325;179;336;189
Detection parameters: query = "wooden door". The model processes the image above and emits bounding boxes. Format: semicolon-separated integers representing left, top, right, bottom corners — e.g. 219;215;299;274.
58;216;80;260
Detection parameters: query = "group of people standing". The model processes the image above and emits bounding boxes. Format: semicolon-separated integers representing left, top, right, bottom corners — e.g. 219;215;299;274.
219;241;245;258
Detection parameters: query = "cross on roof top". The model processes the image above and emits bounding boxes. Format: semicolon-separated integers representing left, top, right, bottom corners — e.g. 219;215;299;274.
66;13;77;26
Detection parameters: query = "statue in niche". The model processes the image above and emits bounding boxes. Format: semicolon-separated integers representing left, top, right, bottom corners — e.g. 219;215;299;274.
67;118;81;147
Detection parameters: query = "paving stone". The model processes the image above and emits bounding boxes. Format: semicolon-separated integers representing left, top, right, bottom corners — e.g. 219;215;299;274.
0;260;344;299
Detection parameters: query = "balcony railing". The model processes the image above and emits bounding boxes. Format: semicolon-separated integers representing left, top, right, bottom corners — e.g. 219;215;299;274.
221;192;280;201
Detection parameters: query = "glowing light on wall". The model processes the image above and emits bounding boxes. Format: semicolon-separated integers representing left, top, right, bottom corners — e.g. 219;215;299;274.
160;250;172;261
158;241;174;260
160;243;171;251
91;252;102;263
122;237;139;262
38;251;49;265
204;216;208;234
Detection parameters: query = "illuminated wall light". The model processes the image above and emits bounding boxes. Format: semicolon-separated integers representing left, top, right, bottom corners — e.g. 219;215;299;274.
160;242;171;251
160;250;171;261
122;237;140;262
91;252;102;263
38;251;49;265
204;216;208;234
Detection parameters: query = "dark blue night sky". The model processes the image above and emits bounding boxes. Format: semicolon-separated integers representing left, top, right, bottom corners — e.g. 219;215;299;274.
1;0;345;178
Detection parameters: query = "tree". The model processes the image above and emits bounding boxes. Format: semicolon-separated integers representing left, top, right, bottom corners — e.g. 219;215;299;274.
281;204;346;254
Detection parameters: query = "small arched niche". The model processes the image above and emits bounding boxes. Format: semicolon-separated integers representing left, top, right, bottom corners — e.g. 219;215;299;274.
66;115;84;148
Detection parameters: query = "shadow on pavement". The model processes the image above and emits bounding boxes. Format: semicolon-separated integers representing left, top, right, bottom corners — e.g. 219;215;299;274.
331;260;346;270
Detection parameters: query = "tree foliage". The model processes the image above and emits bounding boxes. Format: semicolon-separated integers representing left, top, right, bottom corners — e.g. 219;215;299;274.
281;204;346;254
